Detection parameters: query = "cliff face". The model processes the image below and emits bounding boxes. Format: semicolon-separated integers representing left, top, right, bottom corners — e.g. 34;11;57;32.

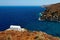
0;30;60;40
40;3;60;21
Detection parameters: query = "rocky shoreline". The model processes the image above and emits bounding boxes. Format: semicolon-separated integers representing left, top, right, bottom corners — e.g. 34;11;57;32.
0;28;60;40
40;3;60;22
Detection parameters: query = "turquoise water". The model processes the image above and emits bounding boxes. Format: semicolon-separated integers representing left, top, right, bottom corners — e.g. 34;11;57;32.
26;21;60;37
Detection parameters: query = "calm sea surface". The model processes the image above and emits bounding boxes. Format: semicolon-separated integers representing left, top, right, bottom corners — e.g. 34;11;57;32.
0;6;60;37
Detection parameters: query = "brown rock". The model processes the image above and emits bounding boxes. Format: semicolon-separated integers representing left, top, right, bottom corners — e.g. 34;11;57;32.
0;30;60;40
40;3;60;21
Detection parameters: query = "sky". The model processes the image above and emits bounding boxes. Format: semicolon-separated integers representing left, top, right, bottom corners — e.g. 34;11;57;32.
0;0;60;6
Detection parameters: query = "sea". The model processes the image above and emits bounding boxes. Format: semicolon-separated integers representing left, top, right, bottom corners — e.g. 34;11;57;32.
0;6;60;37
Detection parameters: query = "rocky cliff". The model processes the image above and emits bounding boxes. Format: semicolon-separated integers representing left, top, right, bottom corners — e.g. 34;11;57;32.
40;3;60;21
0;29;60;40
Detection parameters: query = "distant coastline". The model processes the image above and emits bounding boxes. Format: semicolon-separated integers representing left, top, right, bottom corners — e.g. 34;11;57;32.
40;3;60;22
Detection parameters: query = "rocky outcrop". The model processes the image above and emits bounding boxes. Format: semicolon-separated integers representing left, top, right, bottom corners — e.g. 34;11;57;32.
0;29;60;40
40;3;60;21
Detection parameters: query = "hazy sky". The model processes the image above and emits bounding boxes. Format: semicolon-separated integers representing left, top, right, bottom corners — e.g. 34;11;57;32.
0;0;60;6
